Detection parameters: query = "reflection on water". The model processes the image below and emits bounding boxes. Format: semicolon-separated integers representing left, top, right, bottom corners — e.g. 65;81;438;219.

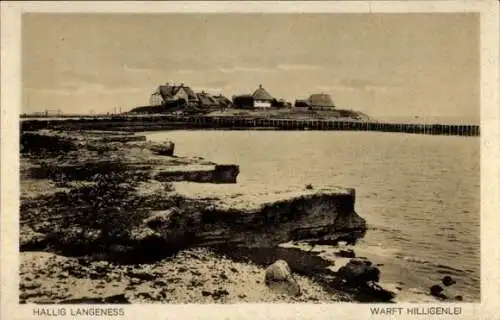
147;130;480;301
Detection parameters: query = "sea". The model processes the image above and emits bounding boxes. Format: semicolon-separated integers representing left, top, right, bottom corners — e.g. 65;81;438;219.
146;130;480;302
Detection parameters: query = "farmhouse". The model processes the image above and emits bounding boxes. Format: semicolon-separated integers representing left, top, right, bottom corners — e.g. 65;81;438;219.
233;84;276;109
251;84;274;108
197;91;219;108
149;83;199;106
232;94;255;109
294;93;336;110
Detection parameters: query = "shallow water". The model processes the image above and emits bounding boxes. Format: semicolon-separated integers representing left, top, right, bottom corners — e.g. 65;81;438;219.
146;130;480;302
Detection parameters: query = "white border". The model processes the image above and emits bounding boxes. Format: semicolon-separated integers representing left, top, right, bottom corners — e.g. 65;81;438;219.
1;1;499;320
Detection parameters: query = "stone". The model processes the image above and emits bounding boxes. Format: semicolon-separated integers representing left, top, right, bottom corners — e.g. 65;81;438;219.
143;209;179;230
264;260;301;297
430;285;446;299
442;276;456;286
148;141;175;156
335;249;355;258
201;290;211;297
336;258;380;284
211;289;229;300
20;226;47;250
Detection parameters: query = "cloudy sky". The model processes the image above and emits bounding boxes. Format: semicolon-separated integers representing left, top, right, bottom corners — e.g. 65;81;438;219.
22;13;479;121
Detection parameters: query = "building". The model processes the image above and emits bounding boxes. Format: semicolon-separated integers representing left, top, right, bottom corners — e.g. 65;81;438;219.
294;93;335;110
232;94;255;109
149;90;164;106
196;91;219;108
212;95;233;108
149;83;199;106
251;84;274;108
309;93;335;109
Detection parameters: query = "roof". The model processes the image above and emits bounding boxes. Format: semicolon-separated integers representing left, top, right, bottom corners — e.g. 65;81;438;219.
308;93;335;107
213;95;232;106
158;84;198;101
252;84;274;101
233;94;254;100
197;92;217;106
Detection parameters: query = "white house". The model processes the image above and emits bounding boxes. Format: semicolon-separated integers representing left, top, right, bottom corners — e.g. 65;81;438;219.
251;84;274;108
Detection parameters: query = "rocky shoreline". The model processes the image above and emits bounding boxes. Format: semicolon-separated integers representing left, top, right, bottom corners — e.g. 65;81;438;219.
20;129;396;304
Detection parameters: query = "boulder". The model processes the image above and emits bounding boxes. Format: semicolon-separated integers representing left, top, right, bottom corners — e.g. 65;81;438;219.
212;165;240;184
335;249;355;258
143;209;180;230
430;284;446;299
149;141;175;156
441;276;456;287
337;258;380;284
264;260;301;297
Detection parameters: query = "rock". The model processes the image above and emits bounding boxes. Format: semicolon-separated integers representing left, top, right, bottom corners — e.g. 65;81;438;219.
126;270;156;281
143;209;180;230
191;270;202;276
201;290;211;297
166;185;366;249
337;259;380;284
148;141;175;156
430;285;447;299
455;295;463;301
365;281;396;301
19;226;47;250
155;164;240;184
60;294;130;304
21;282;41;290
335;249;355;258
442;276;456;286
264;260;301;297
189;279;204;288
212;165;240;183
153;280;167;287
211;289;229;300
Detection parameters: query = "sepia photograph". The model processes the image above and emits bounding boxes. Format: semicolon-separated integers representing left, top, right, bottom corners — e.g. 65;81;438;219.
1;1;499;319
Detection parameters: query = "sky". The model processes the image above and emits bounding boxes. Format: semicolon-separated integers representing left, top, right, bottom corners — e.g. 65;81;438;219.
22;13;479;121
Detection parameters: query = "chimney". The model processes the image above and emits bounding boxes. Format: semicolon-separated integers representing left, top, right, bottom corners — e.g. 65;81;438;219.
259;84;262;88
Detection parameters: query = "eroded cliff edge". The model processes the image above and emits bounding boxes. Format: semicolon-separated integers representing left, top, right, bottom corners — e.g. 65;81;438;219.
21;130;366;257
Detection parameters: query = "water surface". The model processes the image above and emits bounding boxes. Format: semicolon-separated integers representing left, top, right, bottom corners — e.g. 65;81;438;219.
147;130;480;302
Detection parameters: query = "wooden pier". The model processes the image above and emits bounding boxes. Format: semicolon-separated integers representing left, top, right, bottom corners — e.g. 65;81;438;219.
21;116;480;137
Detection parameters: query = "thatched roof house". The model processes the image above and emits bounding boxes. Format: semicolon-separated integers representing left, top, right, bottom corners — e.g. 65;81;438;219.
232;94;255;109
196;92;232;108
252;84;274;101
249;84;274;108
308;93;335;108
196;92;218;107
213;95;232;108
295;93;336;110
158;83;199;105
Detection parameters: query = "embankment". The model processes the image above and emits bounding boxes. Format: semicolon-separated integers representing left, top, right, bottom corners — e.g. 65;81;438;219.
21;115;480;136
